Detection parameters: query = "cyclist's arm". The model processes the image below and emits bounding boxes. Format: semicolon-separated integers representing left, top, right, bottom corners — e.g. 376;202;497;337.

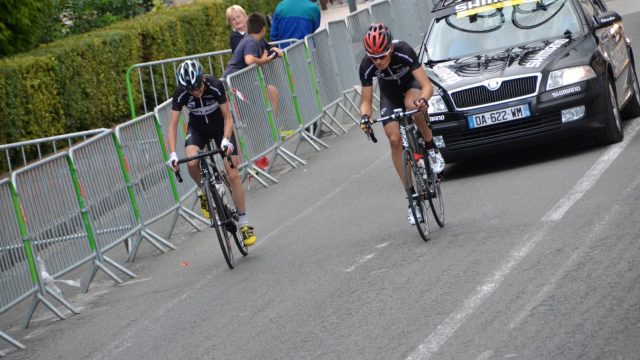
359;85;374;117
220;102;234;140
412;67;434;108
168;109;181;154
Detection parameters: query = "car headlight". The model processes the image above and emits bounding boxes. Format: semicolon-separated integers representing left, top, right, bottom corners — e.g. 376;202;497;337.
428;94;448;114
546;66;596;91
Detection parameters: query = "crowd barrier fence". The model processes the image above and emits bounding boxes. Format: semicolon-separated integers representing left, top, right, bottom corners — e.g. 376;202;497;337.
114;114;178;260
0;0;432;353
154;100;210;228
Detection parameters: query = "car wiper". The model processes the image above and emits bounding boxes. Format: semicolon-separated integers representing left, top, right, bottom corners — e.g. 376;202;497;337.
425;58;456;67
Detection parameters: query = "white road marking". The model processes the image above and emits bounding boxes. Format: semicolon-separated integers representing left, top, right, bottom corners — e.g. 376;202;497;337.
119;277;152;286
510;171;640;329
376;242;390;248
345;253;377;272
406;120;640;360
475;350;494;360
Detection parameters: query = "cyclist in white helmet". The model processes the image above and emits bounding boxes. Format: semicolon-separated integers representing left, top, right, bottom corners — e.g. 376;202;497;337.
166;59;257;246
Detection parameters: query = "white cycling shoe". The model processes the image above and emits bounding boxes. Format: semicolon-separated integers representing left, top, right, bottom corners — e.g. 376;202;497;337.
427;149;446;174
407;204;424;225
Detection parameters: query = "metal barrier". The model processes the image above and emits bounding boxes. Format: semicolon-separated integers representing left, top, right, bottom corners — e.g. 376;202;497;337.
260;56;308;171
154;99;209;229
370;1;396;32
1;176;78;329
282;41;329;153
125;40;298;119
115;113;177;260
125;50;232;118
0;179;37;316
1;129;107;176
0;330;25;357
345;9;373;67
11;153;96;326
388;0;430;48
305;30;359;130
225;65;281;187
67;130;138;285
326;20;362;92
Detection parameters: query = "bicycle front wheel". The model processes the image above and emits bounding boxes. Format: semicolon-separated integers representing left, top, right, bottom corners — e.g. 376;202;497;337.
427;169;445;227
205;183;235;269
402;150;430;241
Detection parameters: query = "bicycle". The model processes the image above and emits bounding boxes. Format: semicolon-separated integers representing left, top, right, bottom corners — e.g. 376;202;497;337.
361;108;445;241
173;142;248;269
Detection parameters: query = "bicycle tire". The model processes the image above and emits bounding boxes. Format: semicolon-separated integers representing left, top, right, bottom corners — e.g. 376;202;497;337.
216;171;248;257
427;168;445;227
402;150;430;241
205;182;235;269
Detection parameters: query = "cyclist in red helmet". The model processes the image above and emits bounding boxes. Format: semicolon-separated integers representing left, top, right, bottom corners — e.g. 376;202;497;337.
359;23;445;225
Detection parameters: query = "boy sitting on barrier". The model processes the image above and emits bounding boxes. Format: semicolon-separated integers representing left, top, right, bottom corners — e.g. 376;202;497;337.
223;12;283;119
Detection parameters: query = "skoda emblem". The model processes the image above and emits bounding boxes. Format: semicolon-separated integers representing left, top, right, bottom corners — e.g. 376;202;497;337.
486;79;502;91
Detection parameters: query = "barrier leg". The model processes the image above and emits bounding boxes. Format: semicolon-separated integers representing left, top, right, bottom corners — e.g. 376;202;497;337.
0;331;25;357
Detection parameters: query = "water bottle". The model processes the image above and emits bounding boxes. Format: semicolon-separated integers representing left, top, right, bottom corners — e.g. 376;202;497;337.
214;180;227;206
427;149;438;171
417;157;428;181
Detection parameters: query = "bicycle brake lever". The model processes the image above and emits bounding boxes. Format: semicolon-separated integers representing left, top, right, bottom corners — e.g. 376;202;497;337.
175;168;183;183
225;152;235;169
369;130;377;143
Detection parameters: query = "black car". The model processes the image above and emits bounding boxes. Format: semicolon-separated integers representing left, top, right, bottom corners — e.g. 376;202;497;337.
420;0;640;162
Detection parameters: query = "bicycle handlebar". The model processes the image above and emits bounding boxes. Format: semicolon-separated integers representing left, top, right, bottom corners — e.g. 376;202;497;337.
172;147;234;183
371;108;421;124
361;108;422;144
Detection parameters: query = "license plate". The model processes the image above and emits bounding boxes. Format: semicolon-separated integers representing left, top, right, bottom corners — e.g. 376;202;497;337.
467;104;530;129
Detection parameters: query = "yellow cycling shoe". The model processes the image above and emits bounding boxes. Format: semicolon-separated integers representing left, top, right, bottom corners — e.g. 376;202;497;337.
240;225;256;246
198;191;210;219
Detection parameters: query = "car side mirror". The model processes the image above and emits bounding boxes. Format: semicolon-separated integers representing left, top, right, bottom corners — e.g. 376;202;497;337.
594;11;622;30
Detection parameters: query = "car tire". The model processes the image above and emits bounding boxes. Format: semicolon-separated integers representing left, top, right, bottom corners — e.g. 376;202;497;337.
599;79;624;144
621;64;640;119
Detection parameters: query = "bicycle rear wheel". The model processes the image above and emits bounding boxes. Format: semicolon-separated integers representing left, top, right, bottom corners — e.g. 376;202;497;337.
402;150;430;241
205;183;235;269
427;169;445;227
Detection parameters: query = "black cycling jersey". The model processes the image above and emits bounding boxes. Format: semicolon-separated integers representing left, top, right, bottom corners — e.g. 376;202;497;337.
359;40;421;88
171;75;227;132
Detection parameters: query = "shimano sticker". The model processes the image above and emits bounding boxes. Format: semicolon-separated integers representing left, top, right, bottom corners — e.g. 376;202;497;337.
525;38;569;68
552;85;581;98
455;0;539;18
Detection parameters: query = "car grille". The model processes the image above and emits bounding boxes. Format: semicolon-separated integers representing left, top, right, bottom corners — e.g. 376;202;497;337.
450;75;539;109
442;112;562;150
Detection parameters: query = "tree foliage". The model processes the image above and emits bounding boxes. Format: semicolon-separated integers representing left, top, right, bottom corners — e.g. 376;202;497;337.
0;0;56;57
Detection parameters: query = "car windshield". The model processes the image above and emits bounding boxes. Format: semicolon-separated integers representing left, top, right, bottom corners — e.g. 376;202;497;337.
426;0;583;61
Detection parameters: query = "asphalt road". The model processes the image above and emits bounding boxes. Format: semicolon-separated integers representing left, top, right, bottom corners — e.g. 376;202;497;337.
2;1;640;359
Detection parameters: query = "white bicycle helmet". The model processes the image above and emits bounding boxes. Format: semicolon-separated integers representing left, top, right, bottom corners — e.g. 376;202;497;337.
177;59;204;91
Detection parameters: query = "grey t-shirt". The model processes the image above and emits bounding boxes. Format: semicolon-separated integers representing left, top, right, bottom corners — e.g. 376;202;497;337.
222;35;266;78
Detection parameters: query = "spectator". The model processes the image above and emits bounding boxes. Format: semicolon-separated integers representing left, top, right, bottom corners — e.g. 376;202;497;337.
223;13;283;117
270;0;320;45
226;5;248;53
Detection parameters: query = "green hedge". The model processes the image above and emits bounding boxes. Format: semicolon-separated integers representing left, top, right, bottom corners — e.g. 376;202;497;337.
0;0;279;151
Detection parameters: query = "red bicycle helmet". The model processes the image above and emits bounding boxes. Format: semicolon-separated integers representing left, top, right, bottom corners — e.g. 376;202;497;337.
363;23;393;57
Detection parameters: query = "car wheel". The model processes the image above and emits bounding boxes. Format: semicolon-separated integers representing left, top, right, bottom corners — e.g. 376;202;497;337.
621;64;640;119
599;79;624;144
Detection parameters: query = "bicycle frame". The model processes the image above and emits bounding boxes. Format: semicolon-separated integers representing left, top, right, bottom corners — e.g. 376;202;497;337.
173;142;247;268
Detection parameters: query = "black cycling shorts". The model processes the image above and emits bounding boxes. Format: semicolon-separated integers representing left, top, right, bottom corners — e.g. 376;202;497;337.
379;78;421;125
185;125;238;156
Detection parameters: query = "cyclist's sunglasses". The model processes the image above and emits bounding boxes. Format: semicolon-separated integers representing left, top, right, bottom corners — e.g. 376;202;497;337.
367;48;392;59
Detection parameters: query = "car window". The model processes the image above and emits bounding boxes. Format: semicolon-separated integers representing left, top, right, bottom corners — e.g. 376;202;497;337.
426;0;582;60
591;0;608;12
576;0;600;23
